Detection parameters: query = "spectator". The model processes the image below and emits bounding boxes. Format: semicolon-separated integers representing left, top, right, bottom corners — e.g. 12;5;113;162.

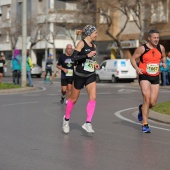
44;53;53;84
160;55;169;86
167;52;170;85
12;49;21;85
0;55;6;83
26;50;33;87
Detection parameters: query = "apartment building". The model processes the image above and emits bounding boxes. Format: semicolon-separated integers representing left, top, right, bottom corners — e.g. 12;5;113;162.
151;0;170;52
96;0;170;60
0;0;94;68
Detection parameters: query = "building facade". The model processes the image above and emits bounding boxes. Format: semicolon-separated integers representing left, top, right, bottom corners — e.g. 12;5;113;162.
96;0;170;61
0;0;94;69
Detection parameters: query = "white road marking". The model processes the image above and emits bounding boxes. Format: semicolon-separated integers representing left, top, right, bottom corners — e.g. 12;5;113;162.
2;101;39;107
114;107;170;132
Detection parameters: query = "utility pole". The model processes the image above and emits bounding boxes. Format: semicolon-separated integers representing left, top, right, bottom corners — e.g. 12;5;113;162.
21;0;27;87
45;0;48;62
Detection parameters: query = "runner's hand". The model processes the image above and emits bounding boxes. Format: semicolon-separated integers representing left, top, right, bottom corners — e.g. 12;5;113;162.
136;68;143;75
162;63;166;68
63;68;68;73
94;63;100;70
87;51;96;58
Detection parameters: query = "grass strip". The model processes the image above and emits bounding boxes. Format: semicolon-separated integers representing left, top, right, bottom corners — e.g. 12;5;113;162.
152;101;170;115
0;83;21;90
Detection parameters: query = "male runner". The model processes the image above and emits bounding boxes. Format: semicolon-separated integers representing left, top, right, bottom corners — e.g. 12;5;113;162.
130;29;166;133
57;44;74;104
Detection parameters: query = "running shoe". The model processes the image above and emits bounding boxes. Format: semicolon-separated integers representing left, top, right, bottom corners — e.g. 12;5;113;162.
82;123;95;133
142;124;151;133
62;116;70;133
60;97;65;104
138;104;143;121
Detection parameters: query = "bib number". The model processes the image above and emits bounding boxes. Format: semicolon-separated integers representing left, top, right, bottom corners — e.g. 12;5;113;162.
0;63;3;67
47;64;51;67
66;69;73;76
146;64;159;74
84;59;95;72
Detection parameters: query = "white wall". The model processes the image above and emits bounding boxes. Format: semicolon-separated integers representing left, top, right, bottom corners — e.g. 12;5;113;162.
0;0;11;6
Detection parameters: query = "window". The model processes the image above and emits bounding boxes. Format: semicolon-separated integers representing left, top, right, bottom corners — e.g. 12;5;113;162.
38;0;43;14
151;0;168;23
0;7;2;19
99;9;110;24
129;9;138;22
6;31;9;43
6;6;10;19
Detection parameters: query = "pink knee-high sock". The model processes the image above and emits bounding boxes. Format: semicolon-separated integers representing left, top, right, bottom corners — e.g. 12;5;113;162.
86;100;96;122
65;99;75;120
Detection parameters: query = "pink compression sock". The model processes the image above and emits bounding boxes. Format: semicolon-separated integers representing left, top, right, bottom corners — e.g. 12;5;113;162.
86;100;96;122
65;99;75;120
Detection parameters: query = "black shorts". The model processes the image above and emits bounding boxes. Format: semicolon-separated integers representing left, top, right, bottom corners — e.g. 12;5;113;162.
0;69;3;74
46;69;52;76
139;74;160;84
73;73;96;90
61;78;73;86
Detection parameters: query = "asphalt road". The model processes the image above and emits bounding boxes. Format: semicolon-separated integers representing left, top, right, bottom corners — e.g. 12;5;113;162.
0;77;170;170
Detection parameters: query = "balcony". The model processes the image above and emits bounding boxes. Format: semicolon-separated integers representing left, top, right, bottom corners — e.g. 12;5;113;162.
0;0;11;6
0;19;11;29
37;11;93;24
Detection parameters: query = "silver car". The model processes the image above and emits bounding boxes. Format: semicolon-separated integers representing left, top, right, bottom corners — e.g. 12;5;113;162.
31;64;42;78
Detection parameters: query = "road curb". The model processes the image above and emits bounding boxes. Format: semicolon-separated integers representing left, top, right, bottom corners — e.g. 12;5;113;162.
132;110;170;125
149;110;170;124
0;87;38;95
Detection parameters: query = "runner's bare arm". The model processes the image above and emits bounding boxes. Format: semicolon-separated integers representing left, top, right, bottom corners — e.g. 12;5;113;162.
130;46;145;73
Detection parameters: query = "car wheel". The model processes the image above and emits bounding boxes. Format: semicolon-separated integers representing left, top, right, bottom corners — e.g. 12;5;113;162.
96;75;100;82
111;75;117;83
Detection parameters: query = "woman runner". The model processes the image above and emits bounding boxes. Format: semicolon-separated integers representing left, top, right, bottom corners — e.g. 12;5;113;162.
62;25;100;133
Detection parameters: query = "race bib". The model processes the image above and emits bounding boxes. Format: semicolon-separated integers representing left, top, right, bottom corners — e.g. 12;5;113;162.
47;64;51;67
84;59;95;72
146;64;159;74
0;63;3;67
66;69;73;76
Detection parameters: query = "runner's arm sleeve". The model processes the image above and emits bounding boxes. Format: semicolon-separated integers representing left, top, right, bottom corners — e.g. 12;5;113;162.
71;50;87;61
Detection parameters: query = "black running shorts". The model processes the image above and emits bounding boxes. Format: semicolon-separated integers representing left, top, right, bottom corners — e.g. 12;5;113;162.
46;69;52;76
138;74;160;84
61;78;73;86
73;73;96;90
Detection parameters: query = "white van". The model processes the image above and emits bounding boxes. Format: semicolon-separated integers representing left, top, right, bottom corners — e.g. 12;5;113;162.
96;59;137;83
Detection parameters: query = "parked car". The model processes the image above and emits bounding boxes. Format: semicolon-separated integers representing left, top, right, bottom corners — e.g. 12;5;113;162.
96;59;137;83
31;64;42;78
3;60;12;77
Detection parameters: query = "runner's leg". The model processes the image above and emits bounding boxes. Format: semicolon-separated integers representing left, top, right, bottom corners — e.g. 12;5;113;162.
150;84;159;108
65;82;80;120
140;80;151;124
85;81;96;122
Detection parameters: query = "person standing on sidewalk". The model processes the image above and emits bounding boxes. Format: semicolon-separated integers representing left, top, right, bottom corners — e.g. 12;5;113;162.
167;52;170;85
12;49;21;85
57;44;74;104
44;53;53;84
26;50;33;87
130;29;166;133
62;25;100;134
0;54;6;83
